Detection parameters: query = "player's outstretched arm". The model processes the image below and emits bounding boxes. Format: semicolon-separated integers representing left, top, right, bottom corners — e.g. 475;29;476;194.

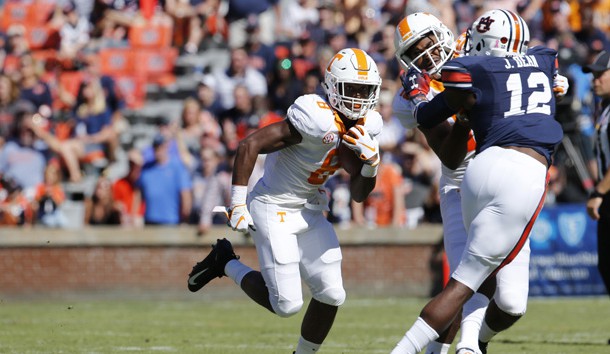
227;120;302;233
416;89;475;129
232;120;302;186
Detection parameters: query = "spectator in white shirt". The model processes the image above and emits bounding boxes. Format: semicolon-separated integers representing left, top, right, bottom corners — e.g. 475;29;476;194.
59;1;90;60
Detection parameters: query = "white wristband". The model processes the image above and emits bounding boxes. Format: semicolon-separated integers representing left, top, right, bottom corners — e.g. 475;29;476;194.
360;163;379;178
231;185;248;206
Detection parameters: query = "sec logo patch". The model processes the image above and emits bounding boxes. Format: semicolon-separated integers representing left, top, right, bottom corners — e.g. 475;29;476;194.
323;132;336;144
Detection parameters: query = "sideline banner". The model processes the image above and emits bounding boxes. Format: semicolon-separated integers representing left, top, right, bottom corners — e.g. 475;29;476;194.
529;204;606;296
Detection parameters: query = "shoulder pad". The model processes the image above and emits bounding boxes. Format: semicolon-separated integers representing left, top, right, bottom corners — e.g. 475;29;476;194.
287;94;335;139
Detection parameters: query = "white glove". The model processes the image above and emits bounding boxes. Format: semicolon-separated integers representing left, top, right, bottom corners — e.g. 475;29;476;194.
553;74;569;99
341;125;380;178
227;185;255;233
228;204;255;233
341;125;380;165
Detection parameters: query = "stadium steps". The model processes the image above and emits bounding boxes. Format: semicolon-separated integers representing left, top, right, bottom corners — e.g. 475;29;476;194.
173;48;230;76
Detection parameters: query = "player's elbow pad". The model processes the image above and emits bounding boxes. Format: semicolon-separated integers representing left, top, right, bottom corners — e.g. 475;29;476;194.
415;94;458;129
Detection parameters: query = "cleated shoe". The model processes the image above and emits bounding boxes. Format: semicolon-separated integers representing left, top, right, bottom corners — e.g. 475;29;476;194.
187;238;238;292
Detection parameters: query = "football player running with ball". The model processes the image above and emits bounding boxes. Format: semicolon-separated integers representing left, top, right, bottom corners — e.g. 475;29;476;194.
187;48;383;354
391;9;565;354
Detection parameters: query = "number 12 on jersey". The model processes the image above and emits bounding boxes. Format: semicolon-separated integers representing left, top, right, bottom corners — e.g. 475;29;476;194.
504;72;552;118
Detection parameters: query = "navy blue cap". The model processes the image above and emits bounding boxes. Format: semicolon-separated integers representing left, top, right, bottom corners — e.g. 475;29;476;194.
583;51;610;73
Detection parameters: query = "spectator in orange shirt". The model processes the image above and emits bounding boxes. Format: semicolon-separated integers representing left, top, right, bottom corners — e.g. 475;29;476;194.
33;161;68;228
112;149;144;227
0;176;34;226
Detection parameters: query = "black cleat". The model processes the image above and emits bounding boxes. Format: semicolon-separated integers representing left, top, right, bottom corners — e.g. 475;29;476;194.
478;341;488;354
187;238;238;292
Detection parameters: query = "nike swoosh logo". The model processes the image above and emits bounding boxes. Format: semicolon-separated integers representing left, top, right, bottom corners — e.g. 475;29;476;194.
360;142;376;153
235;216;245;229
188;269;209;285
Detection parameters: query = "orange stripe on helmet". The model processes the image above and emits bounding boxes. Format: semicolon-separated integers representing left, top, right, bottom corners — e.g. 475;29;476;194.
351;48;368;76
508;11;522;53
397;17;411;40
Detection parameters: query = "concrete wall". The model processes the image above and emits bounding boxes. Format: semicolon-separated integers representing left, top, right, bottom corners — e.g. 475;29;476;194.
0;225;444;299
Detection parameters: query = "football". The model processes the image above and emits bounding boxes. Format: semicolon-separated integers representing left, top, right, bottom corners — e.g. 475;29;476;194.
337;141;363;175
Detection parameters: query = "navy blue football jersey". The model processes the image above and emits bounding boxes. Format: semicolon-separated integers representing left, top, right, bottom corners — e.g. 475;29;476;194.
440;46;563;164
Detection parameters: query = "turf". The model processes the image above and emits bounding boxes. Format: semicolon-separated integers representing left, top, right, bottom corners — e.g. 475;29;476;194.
0;296;608;353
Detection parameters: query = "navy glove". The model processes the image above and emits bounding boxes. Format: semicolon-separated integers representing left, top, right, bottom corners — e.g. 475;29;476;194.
400;68;432;106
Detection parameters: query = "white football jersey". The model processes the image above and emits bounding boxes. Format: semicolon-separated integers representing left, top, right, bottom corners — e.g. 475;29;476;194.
391;80;475;188
251;94;383;205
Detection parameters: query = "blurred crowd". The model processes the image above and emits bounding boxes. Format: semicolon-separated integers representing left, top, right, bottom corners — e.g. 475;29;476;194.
0;0;609;232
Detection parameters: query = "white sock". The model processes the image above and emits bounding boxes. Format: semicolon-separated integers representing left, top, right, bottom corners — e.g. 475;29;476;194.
295;336;320;353
478;318;498;344
424;341;451;354
457;293;489;350
391;317;439;354
224;259;253;286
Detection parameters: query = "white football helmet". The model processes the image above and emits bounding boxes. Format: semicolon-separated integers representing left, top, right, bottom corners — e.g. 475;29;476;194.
323;48;381;120
394;12;455;75
465;9;530;57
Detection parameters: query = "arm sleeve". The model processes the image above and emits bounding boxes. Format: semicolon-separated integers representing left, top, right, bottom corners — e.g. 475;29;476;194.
416;60;476;129
415;92;459;129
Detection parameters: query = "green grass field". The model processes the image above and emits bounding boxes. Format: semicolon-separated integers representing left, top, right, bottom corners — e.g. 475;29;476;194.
0;296;608;353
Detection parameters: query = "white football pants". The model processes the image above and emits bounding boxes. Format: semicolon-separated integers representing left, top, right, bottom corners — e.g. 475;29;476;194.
248;197;346;317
